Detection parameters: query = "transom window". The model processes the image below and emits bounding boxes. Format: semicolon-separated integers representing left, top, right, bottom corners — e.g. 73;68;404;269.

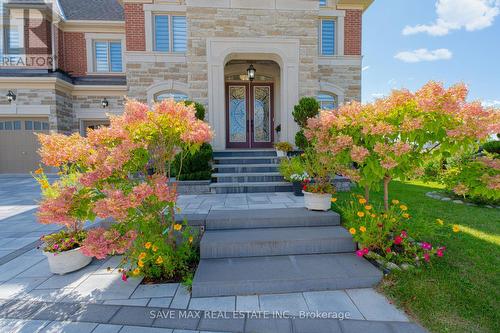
94;41;123;72
154;15;187;52
317;93;337;110
320;19;336;56
154;91;188;102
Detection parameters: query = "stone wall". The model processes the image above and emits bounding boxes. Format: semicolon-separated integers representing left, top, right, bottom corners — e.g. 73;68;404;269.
318;64;361;102
55;89;74;133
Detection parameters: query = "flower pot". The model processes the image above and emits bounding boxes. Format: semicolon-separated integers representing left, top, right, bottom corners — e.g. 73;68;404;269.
303;191;331;211
44;247;92;275
292;182;304;196
276;150;287;158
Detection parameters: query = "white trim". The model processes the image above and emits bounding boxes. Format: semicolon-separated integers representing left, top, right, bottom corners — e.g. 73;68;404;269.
84;33;126;75
144;3;187;52
319;81;345;105
125;51;186;63
146;80;189;105
318;55;362;66
319;14;345;57
76;109;121;120
319;9;346;17
0;105;51;116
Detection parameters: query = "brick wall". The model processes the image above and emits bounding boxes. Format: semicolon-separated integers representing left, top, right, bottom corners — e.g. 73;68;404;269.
124;4;145;51
344;9;362;56
61;32;87;76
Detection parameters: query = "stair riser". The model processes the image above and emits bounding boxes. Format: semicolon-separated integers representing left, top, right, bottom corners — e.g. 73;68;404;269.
201;239;356;259
206;214;340;230
214;167;278;173
211;185;292;194
215;175;284;183
213;151;277;157
215;158;279;165
192;276;381;297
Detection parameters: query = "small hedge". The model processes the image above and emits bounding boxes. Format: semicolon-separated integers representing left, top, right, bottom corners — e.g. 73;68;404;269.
482;140;500;154
173;143;213;181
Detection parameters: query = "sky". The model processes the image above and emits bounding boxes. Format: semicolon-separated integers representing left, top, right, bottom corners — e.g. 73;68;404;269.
361;0;500;107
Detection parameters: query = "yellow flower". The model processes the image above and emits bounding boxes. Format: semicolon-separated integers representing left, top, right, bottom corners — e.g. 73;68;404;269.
138;260;144;268
359;226;366;233
156;256;164;265
382;214;388;218
392;199;400;205
188;236;194;243
331;197;338;203
390;218;396;223
357;211;365;218
365;205;372;211
436;219;444;225
138;252;146;260
402;213;410;219
452;225;460;233
173;224;182;231
34;168;43;175
349;228;356;235
359;198;367;204
41;180;49;189
400;205;408;211
132;268;140;276
144;242;152;249
371;214;376;218
152;245;158;252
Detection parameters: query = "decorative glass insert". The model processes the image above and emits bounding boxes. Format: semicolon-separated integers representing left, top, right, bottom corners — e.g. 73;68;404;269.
253;86;271;143
154;92;188;102
317;93;337;110
229;86;247;143
94;41;122;72
321;19;335;56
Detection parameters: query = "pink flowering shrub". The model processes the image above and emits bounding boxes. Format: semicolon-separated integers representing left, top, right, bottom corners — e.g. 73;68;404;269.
305;81;500;210
35;99;212;280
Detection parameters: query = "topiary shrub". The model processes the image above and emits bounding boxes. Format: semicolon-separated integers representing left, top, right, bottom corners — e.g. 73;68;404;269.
295;130;309;150
184;100;206;121
173;143;213;180
482;140;500;154
292;97;319;128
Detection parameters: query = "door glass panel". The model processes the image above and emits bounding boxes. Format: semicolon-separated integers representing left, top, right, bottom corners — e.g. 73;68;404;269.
253;86;271;142
229;86;247;143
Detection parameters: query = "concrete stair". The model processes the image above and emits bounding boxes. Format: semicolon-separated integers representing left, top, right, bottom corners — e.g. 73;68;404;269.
211;150;290;194
191;208;383;297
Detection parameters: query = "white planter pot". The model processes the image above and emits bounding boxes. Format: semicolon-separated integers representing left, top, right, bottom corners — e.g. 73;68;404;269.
44;247;92;275
303;191;332;211
276;150;287;158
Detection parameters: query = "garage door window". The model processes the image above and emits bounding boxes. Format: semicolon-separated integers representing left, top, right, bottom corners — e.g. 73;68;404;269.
25;121;32;130
0;123;3;130
4;121;12;130
13;121;21;130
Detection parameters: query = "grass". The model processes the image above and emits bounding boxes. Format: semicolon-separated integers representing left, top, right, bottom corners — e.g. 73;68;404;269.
334;180;500;333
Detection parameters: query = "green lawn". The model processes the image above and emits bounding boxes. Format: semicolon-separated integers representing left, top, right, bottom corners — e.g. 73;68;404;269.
335;180;500;333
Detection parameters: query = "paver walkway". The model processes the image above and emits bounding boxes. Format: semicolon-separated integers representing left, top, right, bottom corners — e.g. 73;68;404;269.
0;176;426;333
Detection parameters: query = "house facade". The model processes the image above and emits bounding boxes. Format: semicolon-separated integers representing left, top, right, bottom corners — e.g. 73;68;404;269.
0;0;372;173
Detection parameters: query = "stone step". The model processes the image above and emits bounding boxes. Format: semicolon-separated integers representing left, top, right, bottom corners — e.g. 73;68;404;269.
212;164;279;173
209;182;292;194
213;156;280;165
213;172;284;183
200;226;355;259
192;253;383;297
205;208;340;230
213;150;277;157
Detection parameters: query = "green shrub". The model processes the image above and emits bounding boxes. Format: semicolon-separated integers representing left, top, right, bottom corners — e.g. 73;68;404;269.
295;130;309;150
279;156;306;181
173;143;213;180
184;100;206;121
292;97;319;128
482;140;500;154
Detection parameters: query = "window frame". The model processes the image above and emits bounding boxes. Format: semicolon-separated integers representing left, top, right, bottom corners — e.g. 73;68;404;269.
317;92;338;110
92;40;123;73
319;18;337;56
153;13;187;53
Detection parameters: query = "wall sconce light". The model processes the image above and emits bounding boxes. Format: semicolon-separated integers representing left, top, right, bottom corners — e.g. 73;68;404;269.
247;64;256;82
7;90;16;103
101;98;109;108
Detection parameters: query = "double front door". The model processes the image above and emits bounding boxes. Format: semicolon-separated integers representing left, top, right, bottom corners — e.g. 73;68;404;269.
226;82;274;148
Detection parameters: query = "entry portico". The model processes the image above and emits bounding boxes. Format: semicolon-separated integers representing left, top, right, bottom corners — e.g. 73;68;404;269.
206;37;302;150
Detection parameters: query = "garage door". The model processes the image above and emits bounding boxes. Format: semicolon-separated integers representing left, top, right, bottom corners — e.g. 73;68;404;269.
0;117;50;173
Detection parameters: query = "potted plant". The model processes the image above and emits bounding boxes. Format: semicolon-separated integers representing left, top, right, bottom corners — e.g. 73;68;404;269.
279;156;308;196
290;172;309;196
301;149;336;211
274;141;293;157
33;168;96;275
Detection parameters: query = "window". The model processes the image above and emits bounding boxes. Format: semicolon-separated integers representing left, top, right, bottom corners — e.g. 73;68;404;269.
317;93;337;110
13;120;21;130
320;19;336;56
154;15;187;52
94;41;123;72
0;122;3;130
154;91;188;102
25;121;32;130
319;0;327;6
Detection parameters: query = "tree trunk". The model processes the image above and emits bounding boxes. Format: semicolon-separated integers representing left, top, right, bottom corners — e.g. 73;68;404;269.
383;175;391;211
364;185;370;202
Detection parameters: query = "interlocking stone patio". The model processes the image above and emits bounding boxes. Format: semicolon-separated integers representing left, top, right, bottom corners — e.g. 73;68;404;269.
0;176;426;333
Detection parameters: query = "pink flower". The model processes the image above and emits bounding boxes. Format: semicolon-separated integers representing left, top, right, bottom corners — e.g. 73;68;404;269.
37;186;79;228
381;158;398;170
453;184;469;196
121;272;128;282
36;133;90;167
421;242;432;251
401;231;408;238
394;236;403;245
393;142;411;157
356;250;364;257
386;248;392;253
350;145;370;164
423;253;430;262
362;248;369;255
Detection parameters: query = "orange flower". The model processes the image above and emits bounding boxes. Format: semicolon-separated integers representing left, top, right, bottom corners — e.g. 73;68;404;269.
359;198;367;204
34;168;43;175
365;205;372;211
359;226;366;233
331;197;338;203
400;205;408;211
144;242;152;249
402;213;410;219
188;236;194;243
173;224;182;231
357;211;365;218
152;245;158;252
349;228;356;235
156;256;164;265
138;252;146;260
371;214;376;218
132;268;140;276
138;260;144;268
392;199;400;205
453;225;460;233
